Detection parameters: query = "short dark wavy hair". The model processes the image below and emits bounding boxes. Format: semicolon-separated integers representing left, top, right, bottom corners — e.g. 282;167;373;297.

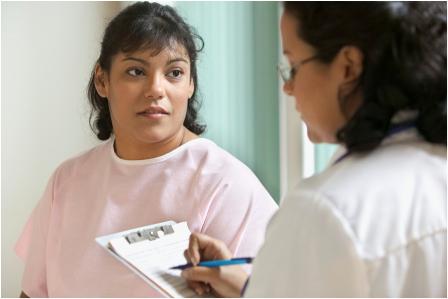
87;2;205;140
284;2;446;152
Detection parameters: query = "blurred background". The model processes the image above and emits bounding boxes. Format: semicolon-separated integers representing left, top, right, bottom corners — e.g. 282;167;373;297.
1;2;337;296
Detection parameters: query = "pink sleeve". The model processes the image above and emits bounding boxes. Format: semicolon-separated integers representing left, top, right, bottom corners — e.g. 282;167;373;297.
15;171;56;297
200;172;278;259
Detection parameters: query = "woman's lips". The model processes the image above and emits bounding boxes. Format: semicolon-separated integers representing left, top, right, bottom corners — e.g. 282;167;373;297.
138;112;167;119
137;106;169;119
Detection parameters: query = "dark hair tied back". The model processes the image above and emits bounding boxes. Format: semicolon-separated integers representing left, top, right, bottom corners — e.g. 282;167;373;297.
87;2;205;140
284;2;446;152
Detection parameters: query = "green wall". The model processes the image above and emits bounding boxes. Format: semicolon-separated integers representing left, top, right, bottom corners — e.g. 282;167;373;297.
176;2;281;202
315;144;338;173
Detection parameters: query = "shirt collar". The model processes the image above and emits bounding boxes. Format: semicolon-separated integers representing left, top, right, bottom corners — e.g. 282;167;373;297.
331;110;420;164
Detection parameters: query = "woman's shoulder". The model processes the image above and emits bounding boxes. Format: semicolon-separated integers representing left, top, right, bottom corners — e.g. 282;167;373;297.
53;140;112;177
302;135;445;195
184;138;259;176
295;138;447;220
182;138;273;199
288;139;446;259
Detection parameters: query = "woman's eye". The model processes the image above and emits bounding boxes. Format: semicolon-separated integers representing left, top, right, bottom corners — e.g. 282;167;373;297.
127;68;145;77
167;69;183;79
290;67;297;79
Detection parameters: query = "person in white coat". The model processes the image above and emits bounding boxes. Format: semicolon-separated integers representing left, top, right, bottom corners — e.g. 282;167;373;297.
179;2;447;297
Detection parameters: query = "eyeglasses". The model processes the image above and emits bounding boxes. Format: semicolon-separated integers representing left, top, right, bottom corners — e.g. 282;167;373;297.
277;55;320;83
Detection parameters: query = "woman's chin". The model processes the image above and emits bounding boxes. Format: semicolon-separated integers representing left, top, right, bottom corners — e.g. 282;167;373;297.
306;130;321;143
307;128;338;144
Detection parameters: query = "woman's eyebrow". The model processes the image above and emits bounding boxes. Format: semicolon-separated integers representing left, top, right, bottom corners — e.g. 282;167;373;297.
122;57;149;66
166;57;189;65
121;56;188;66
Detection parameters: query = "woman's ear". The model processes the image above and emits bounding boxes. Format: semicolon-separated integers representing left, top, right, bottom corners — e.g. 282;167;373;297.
338;45;364;84
335;46;364;117
188;79;195;99
94;64;109;98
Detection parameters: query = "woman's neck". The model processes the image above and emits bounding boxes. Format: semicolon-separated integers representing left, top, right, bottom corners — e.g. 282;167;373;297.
113;128;197;160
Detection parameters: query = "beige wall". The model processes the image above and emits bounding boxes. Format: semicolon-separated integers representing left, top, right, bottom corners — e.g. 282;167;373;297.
1;2;120;296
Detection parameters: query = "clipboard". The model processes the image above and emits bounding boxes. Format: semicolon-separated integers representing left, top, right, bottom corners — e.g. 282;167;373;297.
96;221;207;298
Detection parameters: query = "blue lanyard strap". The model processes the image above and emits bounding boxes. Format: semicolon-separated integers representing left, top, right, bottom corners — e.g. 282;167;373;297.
387;119;416;136
333;120;416;165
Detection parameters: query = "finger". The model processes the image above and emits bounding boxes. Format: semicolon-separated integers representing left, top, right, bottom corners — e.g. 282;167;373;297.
189;233;232;262
183;249;191;263
188;233;201;265
186;280;207;296
181;266;219;285
209;239;232;260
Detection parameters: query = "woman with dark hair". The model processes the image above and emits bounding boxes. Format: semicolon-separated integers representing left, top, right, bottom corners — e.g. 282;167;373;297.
15;2;277;297
181;2;447;297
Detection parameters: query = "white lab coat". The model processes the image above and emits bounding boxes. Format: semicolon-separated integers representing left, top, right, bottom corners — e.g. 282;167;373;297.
245;127;447;297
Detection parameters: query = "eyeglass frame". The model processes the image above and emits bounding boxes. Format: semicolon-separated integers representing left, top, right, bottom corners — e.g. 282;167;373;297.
277;55;320;83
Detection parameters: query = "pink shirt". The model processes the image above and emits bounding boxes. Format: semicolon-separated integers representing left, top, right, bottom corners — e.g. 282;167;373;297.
15;138;277;297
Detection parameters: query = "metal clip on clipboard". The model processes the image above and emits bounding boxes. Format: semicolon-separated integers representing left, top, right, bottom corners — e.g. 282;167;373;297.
124;224;175;244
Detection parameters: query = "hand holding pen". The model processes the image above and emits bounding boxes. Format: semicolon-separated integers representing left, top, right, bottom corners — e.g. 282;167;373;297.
179;233;250;297
171;257;253;270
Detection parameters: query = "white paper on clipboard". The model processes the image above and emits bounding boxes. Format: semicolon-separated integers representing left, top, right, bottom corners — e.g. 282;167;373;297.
96;221;207;298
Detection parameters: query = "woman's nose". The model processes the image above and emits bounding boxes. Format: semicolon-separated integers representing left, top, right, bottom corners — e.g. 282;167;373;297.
144;73;164;100
282;80;293;96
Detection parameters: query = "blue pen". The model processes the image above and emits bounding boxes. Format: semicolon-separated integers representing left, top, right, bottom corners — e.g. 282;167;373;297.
170;257;253;270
